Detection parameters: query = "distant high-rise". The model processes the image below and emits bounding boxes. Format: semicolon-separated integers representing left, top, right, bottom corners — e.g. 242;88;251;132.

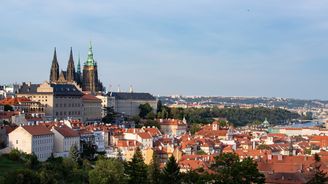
48;43;103;93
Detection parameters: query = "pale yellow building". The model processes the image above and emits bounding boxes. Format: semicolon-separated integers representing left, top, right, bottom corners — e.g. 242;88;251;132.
82;93;102;123
51;125;80;158
159;119;187;136
125;147;154;165
8;125;54;161
17;82;84;121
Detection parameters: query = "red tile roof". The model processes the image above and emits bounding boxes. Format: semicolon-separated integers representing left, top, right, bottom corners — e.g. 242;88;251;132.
117;140;142;148
143;127;162;137
138;132;152;139
53;125;79;137
20;125;53;136
82;94;102;102
0;97;32;105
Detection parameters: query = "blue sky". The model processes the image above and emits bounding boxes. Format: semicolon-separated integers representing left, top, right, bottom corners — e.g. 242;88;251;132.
1;0;328;99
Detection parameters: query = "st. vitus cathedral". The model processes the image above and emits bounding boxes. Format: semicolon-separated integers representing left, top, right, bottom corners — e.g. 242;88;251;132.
49;43;104;93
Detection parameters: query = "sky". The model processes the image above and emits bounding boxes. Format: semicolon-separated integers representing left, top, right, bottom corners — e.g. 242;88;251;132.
1;0;328;100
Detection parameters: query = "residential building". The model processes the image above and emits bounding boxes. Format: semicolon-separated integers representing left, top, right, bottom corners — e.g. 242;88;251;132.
108;92;157;117
17;82;84;121
82;93;102;123
159;119;187;136
51;125;80;158
0;97;45;120
96;94;115;117
0;84;20;99
8;125;54;161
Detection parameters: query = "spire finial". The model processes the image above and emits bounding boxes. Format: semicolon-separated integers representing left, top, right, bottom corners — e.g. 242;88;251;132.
69;47;74;61
53;47;57;60
77;53;81;73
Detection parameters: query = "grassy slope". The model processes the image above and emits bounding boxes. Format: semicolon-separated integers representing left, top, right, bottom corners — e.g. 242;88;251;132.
0;156;24;177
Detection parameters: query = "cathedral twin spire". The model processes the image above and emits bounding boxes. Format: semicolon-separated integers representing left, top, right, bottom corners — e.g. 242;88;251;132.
49;47;79;83
49;43;103;93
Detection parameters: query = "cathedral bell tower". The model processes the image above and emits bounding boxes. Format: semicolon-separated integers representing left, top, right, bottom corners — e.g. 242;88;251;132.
82;42;99;93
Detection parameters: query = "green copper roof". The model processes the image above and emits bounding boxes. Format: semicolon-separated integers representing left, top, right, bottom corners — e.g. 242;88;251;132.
85;41;95;66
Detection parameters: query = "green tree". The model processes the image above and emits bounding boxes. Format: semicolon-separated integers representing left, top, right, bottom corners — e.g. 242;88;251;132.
102;106;116;124
239;157;265;184
181;170;212;184
146;112;156;120
25;153;40;170
5;169;40;184
307;154;328;184
8;148;22;161
125;147;148;184
161;155;181;184
4;104;13;111
81;141;96;160
157;100;163;113
70;144;80;163
170;108;184;120
139;103;153;119
89;158;126;184
189;123;202;135
157;107;169;119
211;153;265;184
143;119;160;129
148;152;161;184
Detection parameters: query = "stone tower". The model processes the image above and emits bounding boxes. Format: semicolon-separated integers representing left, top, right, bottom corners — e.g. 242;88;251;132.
66;47;76;82
50;48;59;83
82;42;99;93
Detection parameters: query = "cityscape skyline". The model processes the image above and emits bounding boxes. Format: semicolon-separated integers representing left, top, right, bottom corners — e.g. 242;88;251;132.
1;1;328;100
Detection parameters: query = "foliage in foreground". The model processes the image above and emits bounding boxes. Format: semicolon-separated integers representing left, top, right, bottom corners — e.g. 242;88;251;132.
1;149;269;184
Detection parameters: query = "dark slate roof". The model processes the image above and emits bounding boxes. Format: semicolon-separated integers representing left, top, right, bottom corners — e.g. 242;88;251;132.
51;84;84;96
108;92;156;100
18;83;42;94
18;83;83;97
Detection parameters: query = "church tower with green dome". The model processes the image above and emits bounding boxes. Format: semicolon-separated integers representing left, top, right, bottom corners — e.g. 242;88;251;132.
82;42;103;93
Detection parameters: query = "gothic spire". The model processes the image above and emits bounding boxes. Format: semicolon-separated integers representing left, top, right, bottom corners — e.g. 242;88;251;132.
77;54;81;74
50;47;59;83
66;47;76;82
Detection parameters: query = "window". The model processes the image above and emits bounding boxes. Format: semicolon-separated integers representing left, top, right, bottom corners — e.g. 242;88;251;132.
16;140;18;144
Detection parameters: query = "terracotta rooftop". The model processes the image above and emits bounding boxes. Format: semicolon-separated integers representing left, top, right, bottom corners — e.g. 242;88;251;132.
82;93;102;102
52;125;80;137
138;132;152;139
0;97;32;105
20;125;53;136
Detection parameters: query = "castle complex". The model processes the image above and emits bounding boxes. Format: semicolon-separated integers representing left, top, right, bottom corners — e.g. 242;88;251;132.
49;43;103;93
